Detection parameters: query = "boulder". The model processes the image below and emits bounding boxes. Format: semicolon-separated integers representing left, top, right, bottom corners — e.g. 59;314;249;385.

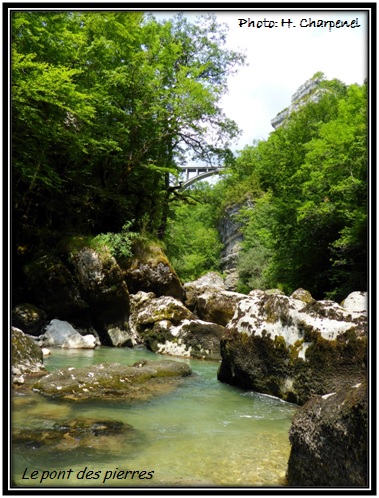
289;288;315;304
11;327;47;384
23;255;88;318
129;292;194;347
218;289;367;404
13;417;140;456
129;292;223;359
184;272;246;326
184;272;225;311
155;319;225;360
341;291;367;316
195;290;247;326
12;303;47;336
287;381;367;486
107;327;134;348
124;242;185;301
33;359;192;401
40;319;98;349
70;247;130;342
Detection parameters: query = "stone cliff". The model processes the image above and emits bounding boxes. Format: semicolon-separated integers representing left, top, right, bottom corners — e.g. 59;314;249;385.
271;75;326;129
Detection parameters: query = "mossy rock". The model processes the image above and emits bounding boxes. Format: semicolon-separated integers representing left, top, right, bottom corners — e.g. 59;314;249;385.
11;328;47;384
12;417;143;459
33;359;192;401
23;255;87;318
124;242;185;301
12;303;47;336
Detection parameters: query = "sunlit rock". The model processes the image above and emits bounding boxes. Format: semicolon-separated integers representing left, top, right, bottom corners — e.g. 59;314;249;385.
341;291;367;316
107;327;134;347
124;244;185;301
218;290;367;405
41;319;98;349
129;292;223;359
33;359;192;401
184;272;246;326
157;319;225;360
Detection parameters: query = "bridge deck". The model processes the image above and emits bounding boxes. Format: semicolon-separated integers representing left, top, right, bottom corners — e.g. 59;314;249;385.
176;165;225;189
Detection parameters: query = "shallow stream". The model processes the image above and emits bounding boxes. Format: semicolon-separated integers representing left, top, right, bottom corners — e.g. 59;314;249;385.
12;346;297;489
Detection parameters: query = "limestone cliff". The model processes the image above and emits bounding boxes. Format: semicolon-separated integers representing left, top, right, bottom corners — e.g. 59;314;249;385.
271;75;326;129
218;201;253;291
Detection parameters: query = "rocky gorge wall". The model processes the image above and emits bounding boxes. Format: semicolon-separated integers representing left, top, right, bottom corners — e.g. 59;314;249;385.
218;202;252;291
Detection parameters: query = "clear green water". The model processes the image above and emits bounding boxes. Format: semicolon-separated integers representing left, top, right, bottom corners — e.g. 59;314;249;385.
12;347;297;489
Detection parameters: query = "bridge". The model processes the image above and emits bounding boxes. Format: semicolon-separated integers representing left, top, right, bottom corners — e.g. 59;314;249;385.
177;165;225;189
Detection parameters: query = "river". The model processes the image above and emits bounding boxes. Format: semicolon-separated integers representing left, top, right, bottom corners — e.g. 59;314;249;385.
12;346;297;489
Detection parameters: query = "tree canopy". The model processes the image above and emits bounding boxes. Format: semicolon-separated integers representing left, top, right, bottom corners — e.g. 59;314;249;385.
216;76;368;300
166;75;367;300
12;13;367;303
12;11;245;255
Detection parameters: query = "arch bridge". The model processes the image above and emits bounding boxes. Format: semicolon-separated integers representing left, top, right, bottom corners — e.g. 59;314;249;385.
177;165;225;189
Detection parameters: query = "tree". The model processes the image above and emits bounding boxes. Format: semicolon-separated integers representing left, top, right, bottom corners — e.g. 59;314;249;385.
219;77;367;299
164;182;223;281
11;11;245;258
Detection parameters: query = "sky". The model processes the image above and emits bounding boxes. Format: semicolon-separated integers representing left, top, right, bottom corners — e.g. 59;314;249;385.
151;8;368;153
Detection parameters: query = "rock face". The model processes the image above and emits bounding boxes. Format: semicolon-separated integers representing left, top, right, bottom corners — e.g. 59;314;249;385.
129;291;223;359
11;327;47;384
12;303;47;336
33;359;192;401
271;75;326;129
218;290;367;405
184;272;246;326
218;206;244;291
40;319;99;349
70;247;130;342
124;244;185;301
21;248;131;345
23;255;88;318
287;381;367;486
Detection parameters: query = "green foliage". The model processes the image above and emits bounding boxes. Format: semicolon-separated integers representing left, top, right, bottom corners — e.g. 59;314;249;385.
164;184;223;281
12;11;245;289
228;79;367;300
161;75;367;299
93;222;138;261
11;12;244;232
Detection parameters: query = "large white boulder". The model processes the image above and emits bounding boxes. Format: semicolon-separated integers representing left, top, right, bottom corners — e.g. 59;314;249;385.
41;319;98;349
